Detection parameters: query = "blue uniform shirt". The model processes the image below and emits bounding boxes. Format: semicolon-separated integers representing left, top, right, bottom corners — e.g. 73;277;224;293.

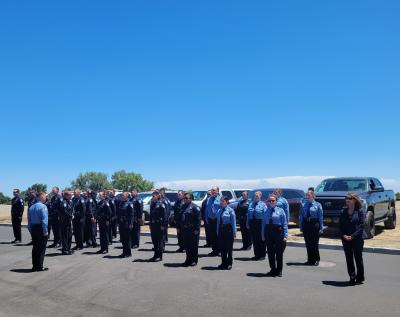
299;200;324;230
28;202;48;235
261;206;288;238
216;206;237;237
246;201;267;227
205;194;221;222
277;196;290;223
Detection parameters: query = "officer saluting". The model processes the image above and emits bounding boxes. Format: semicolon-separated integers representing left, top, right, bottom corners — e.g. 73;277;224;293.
236;191;251;250
59;191;74;255
96;191;112;254
181;192;201;266
117;192;134;258
149;191;167;262
48;187;62;248
10;189;24;243
72;189;86;250
173;191;185;253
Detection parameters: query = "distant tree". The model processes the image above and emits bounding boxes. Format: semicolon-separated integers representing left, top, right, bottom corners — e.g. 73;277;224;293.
396;192;400;201
0;192;11;205
111;170;154;192
71;172;111;192
20;183;48;200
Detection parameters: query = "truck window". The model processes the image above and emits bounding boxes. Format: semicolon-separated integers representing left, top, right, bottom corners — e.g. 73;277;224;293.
221;191;233;200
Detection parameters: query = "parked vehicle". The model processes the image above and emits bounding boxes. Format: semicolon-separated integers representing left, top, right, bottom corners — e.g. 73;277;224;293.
138;190;178;221
315;177;396;238
221;189;250;203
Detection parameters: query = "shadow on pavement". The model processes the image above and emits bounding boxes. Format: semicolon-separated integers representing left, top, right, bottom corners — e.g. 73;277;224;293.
235;257;255;262
246;273;273;278
201;266;221;271
138;248;153;252
133;258;153;263
82;251;99;255
163;263;185;268
286;262;309;266
45;252;63;257
322;281;353;287
10;268;33;273
0;241;15;244
103;255;122;259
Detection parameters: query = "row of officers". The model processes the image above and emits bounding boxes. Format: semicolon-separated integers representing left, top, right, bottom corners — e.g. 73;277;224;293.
15;187;365;285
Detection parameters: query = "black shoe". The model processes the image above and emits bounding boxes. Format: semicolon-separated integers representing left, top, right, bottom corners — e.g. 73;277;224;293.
62;251;69;255
48;244;56;248
266;270;276;276
69;250;74;255
189;262;197;267
355;277;364;284
314;261;319;266
258;257;265;261
11;239;17;244
182;262;189;267
349;278;356;286
203;244;211;248
175;248;185;253
304;261;312;266
226;265;232;270
26;241;33;246
35;267;49;272
217;264;225;270
208;251;219;257
242;246;252;251
96;249;106;254
276;271;282;277
72;246;79;250
124;254;132;258
92;244;98;248
251;256;260;261
152;257;162;262
132;245;139;249
118;253;126;258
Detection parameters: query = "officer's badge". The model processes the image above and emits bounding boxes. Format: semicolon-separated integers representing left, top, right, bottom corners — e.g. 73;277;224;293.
106;202;110;206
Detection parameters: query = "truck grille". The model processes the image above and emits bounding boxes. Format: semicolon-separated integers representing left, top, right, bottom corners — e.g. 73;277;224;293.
315;197;345;211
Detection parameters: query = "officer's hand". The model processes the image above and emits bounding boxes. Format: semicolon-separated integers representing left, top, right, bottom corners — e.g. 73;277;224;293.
160;226;165;230
233;234;236;239
140;219;144;226
91;218;96;224
319;229;324;235
246;225;250;230
194;230;199;235
80;218;84;223
129;224;133;229
44;232;48;237
106;221;109;226
283;237;287;242
176;228;180;233
262;237;265;241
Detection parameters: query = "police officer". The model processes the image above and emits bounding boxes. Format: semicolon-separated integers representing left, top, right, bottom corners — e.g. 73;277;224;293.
84;190;98;248
236;191;252;250
273;188;290;224
181;192;201;266
72;189;86;250
96;191;112;254
10;189;24;243
149;191;167;262
246;191;267;260
109;190;118;239
116;192;134;258
59;191;73;255
262;195;288;277
48;187;62;248
216;196;237;270
200;190;211;247
106;190;117;244
205;186;221;256
160;188;171;246
299;190;324;266
130;189;143;249
26;189;38;246
173;190;185;252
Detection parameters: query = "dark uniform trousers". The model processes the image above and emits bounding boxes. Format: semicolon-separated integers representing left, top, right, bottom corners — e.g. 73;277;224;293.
238;216;252;249
183;227;199;264
150;223;164;259
342;238;364;280
204;221;211;246
48;217;60;245
176;224;185;250
12;214;22;241
84;217;97;246
131;222;141;247
60;220;72;252
31;224;48;270
218;225;234;268
250;219;266;258
119;222;132;256
208;219;219;253
265;224;285;274
111;218;117;238
72;218;85;248
303;220;320;264
98;220;109;251
108;222;113;244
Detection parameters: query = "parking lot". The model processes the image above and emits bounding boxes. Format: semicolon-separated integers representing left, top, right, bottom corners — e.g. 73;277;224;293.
0;226;399;317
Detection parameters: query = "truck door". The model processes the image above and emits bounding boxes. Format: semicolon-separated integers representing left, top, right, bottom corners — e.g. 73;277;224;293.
369;179;387;219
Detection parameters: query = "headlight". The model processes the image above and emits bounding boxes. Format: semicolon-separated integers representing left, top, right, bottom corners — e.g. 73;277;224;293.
360;199;368;209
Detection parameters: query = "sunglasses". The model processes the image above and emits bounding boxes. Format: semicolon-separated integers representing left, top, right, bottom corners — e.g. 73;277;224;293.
267;199;276;202
345;197;355;200
184;197;190;200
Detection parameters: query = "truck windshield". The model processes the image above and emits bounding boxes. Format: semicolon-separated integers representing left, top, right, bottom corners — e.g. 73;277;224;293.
315;179;367;192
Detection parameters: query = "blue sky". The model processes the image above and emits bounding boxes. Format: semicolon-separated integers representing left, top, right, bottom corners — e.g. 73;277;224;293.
1;0;400;194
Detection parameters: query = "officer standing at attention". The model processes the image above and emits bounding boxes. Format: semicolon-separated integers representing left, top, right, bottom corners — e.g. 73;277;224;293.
262;195;288;277
200;190;212;247
246;191;267;260
48;187;62;248
72;189;86;250
27;192;49;272
26;189;38;246
106;190;117;244
10;189;24;243
299;190;324;266
96;191;112;254
160;188;171;246
205;186;222;256
84;190;98;248
181;192;201;266
116;192;134;258
173;190;185;253
130;189;143;249
58;191;74;255
273;188;290;224
216;197;236;270
149;191;167;262
340;193;366;285
236;191;252;250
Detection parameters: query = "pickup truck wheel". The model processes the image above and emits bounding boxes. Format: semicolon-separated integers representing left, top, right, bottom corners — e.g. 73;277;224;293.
384;207;396;229
365;211;375;239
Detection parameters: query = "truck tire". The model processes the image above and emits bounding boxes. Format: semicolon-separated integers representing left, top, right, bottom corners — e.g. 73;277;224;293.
365;210;375;239
384;206;396;229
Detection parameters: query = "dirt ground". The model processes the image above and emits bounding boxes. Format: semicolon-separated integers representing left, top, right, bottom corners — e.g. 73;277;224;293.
1;203;399;249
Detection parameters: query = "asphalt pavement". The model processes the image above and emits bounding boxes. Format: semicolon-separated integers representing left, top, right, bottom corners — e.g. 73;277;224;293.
0;226;399;317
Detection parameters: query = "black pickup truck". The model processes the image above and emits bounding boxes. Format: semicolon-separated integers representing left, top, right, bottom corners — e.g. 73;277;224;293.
315;177;396;238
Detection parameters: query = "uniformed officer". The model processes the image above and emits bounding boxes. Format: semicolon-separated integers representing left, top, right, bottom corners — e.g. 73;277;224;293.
173;190;185;252
48;187;62;248
160;188;171;246
116;192;134;258
26;189;38;246
216;197;236;270
72;189;86;250
246;191;267;260
273;188;290;223
149;191;167;262
106;190;117;244
205;186;221;256
58;191;74;255
236;191;252;250
262;195;288;277
109;190;118;239
181;192;201;266
299;190;324;266
200;190;211;247
130;189;143;249
84;190;98;248
10;189;24;243
96;191;112;254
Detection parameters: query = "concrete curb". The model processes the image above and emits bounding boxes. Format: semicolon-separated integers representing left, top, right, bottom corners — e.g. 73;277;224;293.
2;223;400;255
